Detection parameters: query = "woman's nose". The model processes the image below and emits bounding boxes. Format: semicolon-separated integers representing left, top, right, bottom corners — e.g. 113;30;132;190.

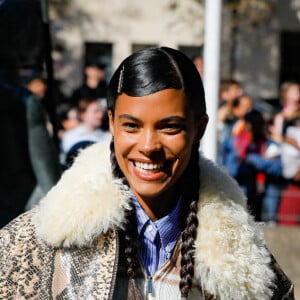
139;128;162;154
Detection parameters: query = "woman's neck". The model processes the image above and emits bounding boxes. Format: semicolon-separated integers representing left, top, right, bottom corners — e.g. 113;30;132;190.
134;184;183;221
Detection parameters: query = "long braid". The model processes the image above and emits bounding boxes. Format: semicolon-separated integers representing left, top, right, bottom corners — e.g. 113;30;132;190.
110;138;142;299
179;143;200;299
110;138;124;179
124;203;140;278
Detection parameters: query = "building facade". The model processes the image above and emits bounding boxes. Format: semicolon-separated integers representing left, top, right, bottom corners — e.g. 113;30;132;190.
50;0;300;103
50;0;204;96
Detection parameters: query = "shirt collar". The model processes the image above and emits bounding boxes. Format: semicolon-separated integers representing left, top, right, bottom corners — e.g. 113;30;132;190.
131;194;182;248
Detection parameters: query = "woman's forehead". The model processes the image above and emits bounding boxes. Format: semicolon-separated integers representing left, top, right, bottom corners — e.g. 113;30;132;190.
114;89;189;116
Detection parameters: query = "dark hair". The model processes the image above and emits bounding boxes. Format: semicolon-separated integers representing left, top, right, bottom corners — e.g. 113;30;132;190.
220;78;240;92
107;47;206;298
244;109;266;142
77;98;99;114
107;46;206;121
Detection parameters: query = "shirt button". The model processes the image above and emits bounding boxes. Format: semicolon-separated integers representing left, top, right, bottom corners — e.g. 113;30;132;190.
146;225;153;232
165;245;171;252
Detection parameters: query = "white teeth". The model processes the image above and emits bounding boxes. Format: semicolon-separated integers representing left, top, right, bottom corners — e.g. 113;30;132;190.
135;162;163;171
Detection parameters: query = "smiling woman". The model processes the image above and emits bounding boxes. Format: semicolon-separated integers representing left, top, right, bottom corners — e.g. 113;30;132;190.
109;89;201;218
0;47;294;300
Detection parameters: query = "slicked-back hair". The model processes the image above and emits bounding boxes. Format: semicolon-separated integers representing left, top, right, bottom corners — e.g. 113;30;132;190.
107;47;206;299
107;47;206;121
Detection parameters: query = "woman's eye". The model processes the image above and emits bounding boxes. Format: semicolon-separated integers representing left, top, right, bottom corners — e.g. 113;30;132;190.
122;122;138;131
161;124;184;133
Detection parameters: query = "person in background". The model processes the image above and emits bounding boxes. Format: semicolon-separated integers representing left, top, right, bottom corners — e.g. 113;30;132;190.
192;54;204;78
26;77;54;135
57;104;80;139
271;82;300;225
0;47;293;299
273;81;300;144
60;98;111;167
217;79;244;165
0;0;62;226
220;94;253;168
278;115;300;225
218;79;243;112
217;79;244;135
243;111;283;224
27;77;47;100
70;62;107;106
230;95;254;136
0;75;62;222
223;109;283;223
281;116;300;181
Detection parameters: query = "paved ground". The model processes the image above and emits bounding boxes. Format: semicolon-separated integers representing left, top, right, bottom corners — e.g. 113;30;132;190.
263;225;300;299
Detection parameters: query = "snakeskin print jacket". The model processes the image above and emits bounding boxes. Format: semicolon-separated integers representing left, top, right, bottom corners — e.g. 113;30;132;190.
0;142;294;300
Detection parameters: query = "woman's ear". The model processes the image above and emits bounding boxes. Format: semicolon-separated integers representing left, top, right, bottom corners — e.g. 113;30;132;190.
108;110;114;136
194;114;209;143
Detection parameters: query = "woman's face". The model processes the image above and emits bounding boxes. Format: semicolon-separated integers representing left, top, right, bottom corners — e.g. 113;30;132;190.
81;101;104;129
109;89;206;211
285;84;300;106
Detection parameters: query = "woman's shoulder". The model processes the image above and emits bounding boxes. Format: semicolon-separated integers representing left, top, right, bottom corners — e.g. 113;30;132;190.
1;210;34;231
0;211;39;249
0;210;52;271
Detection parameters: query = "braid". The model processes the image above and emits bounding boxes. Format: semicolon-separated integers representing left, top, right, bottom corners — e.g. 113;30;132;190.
124;203;140;279
179;143;200;298
110;138;142;299
110;138;125;180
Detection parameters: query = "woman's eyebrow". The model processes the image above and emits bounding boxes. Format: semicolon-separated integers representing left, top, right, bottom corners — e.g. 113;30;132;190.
118;114;140;122
118;114;185;121
159;116;186;122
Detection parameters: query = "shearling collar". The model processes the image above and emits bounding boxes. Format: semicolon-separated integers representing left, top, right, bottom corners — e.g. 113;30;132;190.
35;142;275;300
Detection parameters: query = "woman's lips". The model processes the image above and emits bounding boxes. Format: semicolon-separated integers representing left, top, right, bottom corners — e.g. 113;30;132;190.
134;161;163;172
131;160;168;181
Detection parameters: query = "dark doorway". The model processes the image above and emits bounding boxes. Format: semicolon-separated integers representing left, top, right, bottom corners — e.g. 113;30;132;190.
280;31;300;85
178;45;203;61
85;42;113;81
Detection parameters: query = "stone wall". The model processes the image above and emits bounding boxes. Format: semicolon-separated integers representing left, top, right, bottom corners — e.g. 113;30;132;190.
50;0;204;95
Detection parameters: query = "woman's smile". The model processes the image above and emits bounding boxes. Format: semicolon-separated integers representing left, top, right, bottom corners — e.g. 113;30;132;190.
131;159;170;181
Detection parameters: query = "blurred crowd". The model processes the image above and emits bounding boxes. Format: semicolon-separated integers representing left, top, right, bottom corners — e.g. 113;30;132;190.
1;55;300;228
23;62;112;170
217;78;300;226
0;61;111;228
57;62;111;169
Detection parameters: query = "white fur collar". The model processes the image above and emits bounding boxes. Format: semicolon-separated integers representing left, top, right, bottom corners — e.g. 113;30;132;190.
35;142;274;300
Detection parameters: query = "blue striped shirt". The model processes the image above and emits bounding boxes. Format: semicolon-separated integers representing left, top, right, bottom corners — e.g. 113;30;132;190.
132;195;182;276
